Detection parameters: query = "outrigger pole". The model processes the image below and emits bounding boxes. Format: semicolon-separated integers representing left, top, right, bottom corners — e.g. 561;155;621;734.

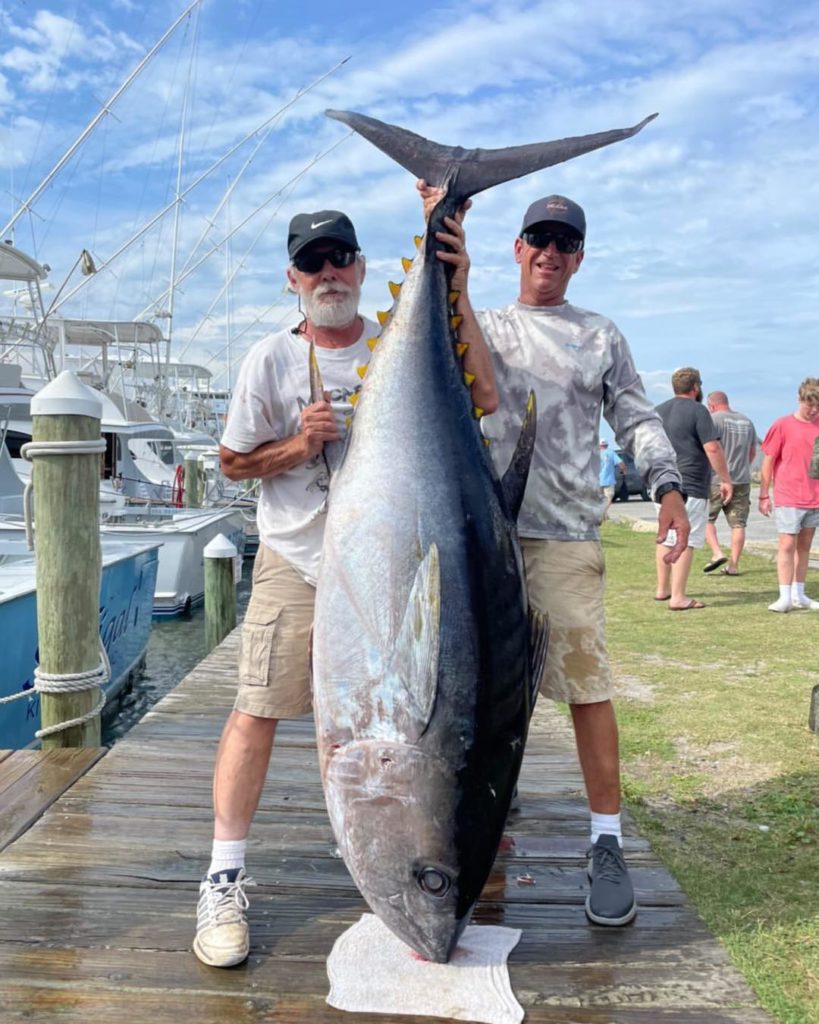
0;0;204;240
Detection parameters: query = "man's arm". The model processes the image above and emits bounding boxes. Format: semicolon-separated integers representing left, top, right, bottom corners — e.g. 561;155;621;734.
655;489;690;563
758;452;774;516
703;440;733;502
417;180;498;415
220;398;338;481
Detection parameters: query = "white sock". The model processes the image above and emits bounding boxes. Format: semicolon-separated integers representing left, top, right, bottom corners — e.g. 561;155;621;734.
792;582;806;600
779;584;792;602
590;812;622;847
208;838;247;877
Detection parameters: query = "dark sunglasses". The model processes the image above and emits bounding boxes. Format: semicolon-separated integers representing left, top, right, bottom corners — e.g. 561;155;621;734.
292;247;357;274
521;230;583;254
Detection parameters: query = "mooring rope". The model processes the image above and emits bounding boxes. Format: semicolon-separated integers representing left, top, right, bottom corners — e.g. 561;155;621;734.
20;438;107;549
11;437;112;737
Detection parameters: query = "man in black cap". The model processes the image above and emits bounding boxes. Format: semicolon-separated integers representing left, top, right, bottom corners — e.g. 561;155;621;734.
419;182;688;928
193;209;497;968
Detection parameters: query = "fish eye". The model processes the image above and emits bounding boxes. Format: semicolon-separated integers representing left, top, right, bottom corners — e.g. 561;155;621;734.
417;867;451;898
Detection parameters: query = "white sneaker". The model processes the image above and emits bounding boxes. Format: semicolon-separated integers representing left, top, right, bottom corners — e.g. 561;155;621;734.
792;595;819;610
768;597;792;613
193;867;255;967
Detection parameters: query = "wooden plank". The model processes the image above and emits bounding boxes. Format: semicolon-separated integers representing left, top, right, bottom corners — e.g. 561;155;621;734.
0;942;760;1008
0;985;773;1024
0;748;106;852
0;633;773;1023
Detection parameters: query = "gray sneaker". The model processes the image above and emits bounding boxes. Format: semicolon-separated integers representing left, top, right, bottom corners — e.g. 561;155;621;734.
193;867;255;967
585;834;637;926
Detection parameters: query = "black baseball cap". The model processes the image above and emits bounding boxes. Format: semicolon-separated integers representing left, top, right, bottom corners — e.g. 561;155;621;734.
520;195;586;239
287;210;359;260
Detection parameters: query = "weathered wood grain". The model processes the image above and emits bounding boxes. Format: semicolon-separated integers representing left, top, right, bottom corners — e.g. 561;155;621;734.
0;748;106;851
0;632;771;1022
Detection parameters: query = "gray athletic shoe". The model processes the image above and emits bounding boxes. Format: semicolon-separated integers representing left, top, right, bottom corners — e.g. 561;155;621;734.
193;867;255;967
585;834;637;926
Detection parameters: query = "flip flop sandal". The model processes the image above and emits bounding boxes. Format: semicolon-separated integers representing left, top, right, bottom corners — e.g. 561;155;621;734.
703;557;728;573
669;599;706;610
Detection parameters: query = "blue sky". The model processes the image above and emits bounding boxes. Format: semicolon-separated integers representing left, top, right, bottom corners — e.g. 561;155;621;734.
1;0;817;437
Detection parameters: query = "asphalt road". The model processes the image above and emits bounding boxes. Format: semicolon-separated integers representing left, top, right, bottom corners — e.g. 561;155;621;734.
607;494;819;566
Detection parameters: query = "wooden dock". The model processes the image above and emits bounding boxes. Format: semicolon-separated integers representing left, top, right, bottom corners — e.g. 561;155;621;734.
0;631;772;1023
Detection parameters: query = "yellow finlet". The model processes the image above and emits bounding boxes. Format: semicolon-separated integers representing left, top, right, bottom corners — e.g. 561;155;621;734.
388;281;401;299
455;342;469;358
345;415;353;430
349;392;361;407
464;372;476;387
414;235;423;249
401;257;413;273
376;310;390;326
367;336;379;351
450;315;463;330
448;290;460;306
473;406;485;419
483;437;492;447
357;365;368;379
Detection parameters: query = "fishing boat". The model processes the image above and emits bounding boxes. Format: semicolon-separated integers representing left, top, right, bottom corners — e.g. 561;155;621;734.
0;534;159;749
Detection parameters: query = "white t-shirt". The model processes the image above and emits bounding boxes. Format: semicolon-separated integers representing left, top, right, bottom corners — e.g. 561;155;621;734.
221;317;379;584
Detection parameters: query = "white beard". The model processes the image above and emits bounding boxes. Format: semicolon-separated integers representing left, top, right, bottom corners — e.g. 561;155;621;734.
301;281;360;328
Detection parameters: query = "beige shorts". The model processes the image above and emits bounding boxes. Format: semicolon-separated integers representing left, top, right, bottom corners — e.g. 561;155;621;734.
235;544;315;719
521;538;613;705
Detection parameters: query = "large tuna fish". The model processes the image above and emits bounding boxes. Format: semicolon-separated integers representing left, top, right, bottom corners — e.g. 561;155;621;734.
311;109;656;962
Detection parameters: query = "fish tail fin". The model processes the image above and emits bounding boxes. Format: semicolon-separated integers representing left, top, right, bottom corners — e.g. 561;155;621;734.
326;109;658;205
501;390;537;521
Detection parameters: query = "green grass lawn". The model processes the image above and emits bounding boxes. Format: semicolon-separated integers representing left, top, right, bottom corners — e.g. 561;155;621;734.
601;521;818;1024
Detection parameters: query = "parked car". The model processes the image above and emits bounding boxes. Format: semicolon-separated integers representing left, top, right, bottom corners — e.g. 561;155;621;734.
613;450;650;502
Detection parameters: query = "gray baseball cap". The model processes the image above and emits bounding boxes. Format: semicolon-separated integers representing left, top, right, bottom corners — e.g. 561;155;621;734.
287;210;359;260
520;195;586;238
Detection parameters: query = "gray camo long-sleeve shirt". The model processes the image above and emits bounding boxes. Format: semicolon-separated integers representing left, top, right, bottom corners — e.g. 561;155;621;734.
478;301;681;541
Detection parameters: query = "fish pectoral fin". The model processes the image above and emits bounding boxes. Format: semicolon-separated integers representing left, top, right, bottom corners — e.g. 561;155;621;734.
527;607;549;711
386;542;441;741
501;390;537;521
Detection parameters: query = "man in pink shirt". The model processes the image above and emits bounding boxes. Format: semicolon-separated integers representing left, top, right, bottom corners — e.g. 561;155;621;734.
759;377;819;612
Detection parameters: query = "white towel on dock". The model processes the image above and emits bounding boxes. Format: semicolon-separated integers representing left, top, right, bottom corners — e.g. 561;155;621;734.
326;913;524;1024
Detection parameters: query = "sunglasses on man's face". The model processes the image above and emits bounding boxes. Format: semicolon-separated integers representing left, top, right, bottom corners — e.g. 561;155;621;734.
521;231;583;254
292;247;357;274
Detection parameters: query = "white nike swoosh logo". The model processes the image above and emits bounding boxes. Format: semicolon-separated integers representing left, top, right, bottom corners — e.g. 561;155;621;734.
311;219;333;229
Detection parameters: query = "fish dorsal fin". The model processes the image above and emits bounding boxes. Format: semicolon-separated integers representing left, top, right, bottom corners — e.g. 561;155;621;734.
527;607;549;710
326;109;658;206
501;390;537;521
384;542;441;743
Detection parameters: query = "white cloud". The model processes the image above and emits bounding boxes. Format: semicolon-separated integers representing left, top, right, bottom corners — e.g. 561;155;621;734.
1;0;817;431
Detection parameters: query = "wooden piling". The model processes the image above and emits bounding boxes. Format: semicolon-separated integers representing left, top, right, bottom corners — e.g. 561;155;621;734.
183;455;202;508
204;533;237;652
30;373;104;748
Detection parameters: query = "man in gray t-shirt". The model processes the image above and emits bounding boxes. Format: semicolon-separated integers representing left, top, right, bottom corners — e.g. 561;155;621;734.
655;368;732;609
703;391;758;576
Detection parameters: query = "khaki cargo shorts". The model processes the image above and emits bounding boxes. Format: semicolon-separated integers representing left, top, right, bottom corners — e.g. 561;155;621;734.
708;481;751;528
521;538;613;705
235;544;315;719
